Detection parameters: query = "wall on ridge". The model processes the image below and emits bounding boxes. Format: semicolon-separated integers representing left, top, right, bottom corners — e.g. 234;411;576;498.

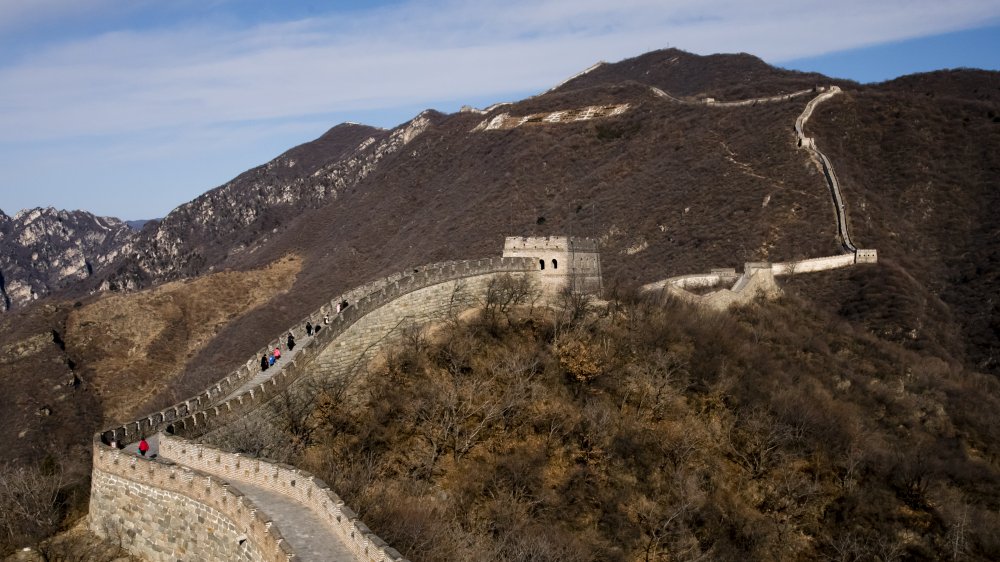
308;271;529;383
99;257;538;446
704;87;817;107
89;440;292;562
167;258;538;440
771;254;855;275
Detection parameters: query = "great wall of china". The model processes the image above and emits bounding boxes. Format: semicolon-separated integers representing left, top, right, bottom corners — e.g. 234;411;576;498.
641;84;878;308
89;82;877;560
90;238;602;561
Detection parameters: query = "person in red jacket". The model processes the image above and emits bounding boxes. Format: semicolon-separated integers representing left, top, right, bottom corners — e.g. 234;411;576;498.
273;347;281;361
138;437;150;457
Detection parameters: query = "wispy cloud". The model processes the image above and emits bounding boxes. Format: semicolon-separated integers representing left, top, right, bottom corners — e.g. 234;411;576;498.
3;0;997;142
0;0;997;216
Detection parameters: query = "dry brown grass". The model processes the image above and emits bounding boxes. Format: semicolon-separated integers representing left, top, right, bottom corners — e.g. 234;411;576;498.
65;255;301;423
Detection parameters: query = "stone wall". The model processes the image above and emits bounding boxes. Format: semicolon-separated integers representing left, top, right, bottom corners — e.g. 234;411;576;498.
158;436;406;562
308;272;521;383
642;250;878;311
90;239;603;561
100;257;539;446
704;87;818;107
793;86;858;252
642;262;778;311
771;254;856;276
165;258;539;440
89;439;293;562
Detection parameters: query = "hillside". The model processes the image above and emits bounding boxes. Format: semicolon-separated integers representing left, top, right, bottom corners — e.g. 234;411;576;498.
1;47;999;558
804;74;1000;372
204;291;1000;560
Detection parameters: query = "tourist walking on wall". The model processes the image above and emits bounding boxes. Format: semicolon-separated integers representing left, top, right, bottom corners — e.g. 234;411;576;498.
269;352;276;366
323;314;329;325
138;437;149;457
273;347;281;361
287;332;296;351
306;321;313;336
261;355;269;372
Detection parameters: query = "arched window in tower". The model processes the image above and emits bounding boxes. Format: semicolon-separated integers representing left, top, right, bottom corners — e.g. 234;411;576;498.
552;259;558;269
539;259;545;270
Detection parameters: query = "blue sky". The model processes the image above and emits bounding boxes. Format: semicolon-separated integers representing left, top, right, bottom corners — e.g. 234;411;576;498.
1;0;998;220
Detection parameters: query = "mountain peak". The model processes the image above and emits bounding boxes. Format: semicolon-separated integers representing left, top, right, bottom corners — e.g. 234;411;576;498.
551;47;835;99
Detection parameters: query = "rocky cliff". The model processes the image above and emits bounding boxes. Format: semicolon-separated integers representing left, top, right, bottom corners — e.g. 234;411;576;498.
96;115;438;293
0;115;437;309
0;208;132;311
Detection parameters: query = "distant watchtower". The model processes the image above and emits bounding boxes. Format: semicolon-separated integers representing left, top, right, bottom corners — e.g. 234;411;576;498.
503;236;602;296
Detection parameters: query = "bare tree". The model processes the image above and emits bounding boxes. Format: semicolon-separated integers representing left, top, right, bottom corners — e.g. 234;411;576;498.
0;462;65;553
481;274;536;332
726;407;791;479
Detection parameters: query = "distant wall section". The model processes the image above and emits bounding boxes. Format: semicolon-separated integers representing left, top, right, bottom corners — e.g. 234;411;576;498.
642;252;878;311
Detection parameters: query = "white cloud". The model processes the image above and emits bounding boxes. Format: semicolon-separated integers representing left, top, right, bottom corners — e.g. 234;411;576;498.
0;0;998;216
1;0;997;143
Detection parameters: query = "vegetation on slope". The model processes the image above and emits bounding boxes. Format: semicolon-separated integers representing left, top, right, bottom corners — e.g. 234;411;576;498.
0;256;300;556
209;280;1000;561
807;79;1000;375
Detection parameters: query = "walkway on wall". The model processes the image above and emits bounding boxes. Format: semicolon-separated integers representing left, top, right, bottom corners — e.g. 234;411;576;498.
223;480;357;561
123;433;358;561
793;86;856;252
221;327;318;403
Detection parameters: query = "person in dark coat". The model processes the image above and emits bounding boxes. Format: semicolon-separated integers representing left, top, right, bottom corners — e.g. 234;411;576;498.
287;332;296;351
306;321;313;336
261;355;269;371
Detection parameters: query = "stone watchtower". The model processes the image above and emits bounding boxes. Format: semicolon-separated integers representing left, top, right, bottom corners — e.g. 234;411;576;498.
502;236;602;296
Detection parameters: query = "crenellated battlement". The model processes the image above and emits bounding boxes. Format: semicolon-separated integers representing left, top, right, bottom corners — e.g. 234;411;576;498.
90;237;601;561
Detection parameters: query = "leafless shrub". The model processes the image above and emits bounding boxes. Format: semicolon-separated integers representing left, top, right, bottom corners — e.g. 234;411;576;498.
202;415;295;463
481;274;536;333
0;462;65;553
34;519;135;562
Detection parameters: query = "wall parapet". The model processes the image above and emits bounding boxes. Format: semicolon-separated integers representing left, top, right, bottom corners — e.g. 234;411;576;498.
158;435;408;562
99;256;539;447
162;256;539;440
90;437;293;562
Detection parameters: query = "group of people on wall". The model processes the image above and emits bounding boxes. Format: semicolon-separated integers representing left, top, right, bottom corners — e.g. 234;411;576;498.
259;303;347;372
